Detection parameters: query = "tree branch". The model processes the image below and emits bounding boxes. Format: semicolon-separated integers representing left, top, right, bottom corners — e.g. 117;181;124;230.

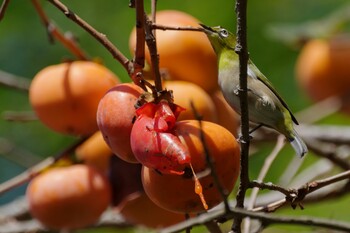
152;24;203;32
0;138;86;195
144;15;163;94
132;0;145;70
46;0;131;74
31;0;88;60
2;111;37;122
0;196;130;233
253;170;350;212
0;0;11;21
0;70;30;91
305;138;350;170
233;0;250;231
160;205;350;233
190;101;231;213
243;136;285;233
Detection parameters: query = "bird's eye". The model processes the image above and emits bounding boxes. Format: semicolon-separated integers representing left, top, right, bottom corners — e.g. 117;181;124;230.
219;29;229;38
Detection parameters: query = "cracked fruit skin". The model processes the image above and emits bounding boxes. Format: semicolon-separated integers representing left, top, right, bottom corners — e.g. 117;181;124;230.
296;37;350;113
26;165;111;230
29;61;119;136
97;83;144;163
129;10;218;93
142;120;240;214
130;102;190;175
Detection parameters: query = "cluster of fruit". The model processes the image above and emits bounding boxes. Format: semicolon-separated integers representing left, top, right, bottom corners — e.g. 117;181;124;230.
25;10;241;230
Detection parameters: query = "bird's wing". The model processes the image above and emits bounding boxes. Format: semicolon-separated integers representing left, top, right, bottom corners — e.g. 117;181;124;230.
248;60;299;125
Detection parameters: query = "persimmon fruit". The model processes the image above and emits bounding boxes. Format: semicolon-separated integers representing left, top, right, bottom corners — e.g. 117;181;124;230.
129;10;218;93
26;165;111;230
117;192;186;229
164;81;217;122
142;120;240;214
75;131;113;173
109;156;185;228
211;90;239;137
29;61;120;136
97;83;144;163
296;36;350;113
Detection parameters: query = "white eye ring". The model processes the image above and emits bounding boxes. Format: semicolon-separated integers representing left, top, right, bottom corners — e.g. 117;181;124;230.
219;29;229;38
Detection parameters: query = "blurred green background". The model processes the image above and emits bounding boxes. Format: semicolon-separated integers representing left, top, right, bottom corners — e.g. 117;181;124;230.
1;0;350;232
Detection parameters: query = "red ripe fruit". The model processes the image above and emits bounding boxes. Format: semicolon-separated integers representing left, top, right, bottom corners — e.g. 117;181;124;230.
130;101;190;175
97;83;144;163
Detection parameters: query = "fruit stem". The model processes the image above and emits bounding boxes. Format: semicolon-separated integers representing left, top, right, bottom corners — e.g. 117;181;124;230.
190;163;208;210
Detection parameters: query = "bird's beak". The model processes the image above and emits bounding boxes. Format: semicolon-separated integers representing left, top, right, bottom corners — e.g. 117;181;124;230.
199;23;215;34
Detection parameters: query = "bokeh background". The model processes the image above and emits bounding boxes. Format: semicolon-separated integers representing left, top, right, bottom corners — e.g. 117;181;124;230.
1;0;350;232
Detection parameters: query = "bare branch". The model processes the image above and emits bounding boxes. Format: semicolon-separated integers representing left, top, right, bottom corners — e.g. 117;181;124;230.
144;15;163;93
243;136;285;233
47;0;130;73
151;0;157;23
152;24;203;32
306;170;350;193
190;101;231;213
295;96;342;124
160;206;350;233
0;197;129;233
305;138;350;170
0;138;86;195
31;0;88;60
233;0;250;231
250;181;292;197
2;111;37;122
0;70;30;91
0;0;11;21
253;170;350;212
0;138;42;168
133;0;145;70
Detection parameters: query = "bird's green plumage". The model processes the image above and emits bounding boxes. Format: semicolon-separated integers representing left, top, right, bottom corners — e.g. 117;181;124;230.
200;24;307;157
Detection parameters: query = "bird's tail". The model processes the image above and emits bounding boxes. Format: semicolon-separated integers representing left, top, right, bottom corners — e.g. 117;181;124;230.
289;129;308;157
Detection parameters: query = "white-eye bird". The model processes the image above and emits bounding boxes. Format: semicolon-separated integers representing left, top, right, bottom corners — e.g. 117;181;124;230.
201;24;307;157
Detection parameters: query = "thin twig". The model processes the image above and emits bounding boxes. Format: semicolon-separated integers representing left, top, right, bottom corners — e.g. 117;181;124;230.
151;0;157;29
254;124;350;145
250;181;292;197
2;111;37;122
295;96;342;124
31;0;88;60
152;24;203;32
0;0;11;21
0;197;130;233
133;0;145;70
144;15;162;93
47;0;131;74
305;138;350;170
233;0;250;232
306;170;350;193
0;137;42;168
0;70;30;91
0;137;86;196
190;101;231;213
243;135;285;233
276;96;342;185
160;205;350;233
253;170;350;212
